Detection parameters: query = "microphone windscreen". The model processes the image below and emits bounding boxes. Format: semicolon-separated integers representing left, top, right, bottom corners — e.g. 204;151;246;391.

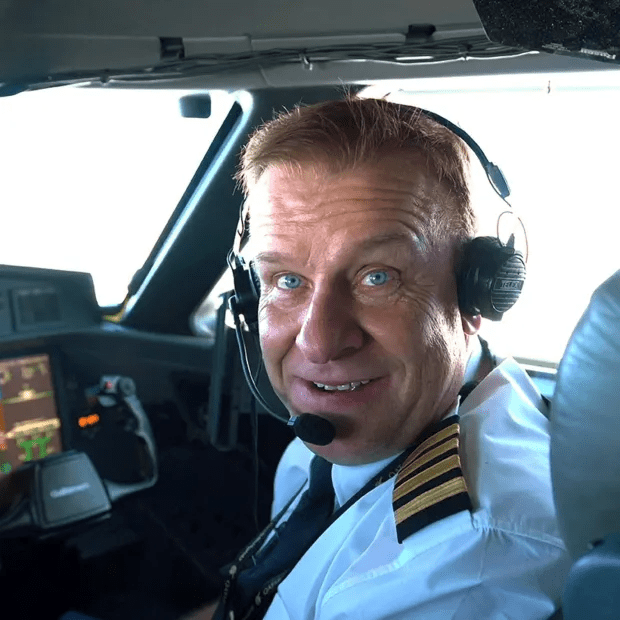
288;414;336;446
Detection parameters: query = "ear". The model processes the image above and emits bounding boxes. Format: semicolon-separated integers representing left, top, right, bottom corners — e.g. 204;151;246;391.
461;313;481;335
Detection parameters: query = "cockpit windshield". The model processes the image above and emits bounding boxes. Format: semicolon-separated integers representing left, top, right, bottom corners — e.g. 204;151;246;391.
0;87;234;307
363;70;620;363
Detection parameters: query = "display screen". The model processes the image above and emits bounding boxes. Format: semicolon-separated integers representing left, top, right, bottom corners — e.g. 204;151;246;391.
0;353;62;475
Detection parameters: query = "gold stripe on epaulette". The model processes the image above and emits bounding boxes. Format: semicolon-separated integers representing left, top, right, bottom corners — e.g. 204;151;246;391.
395;477;469;524
393;453;461;502
395;436;459;494
397;423;459;480
393;417;471;542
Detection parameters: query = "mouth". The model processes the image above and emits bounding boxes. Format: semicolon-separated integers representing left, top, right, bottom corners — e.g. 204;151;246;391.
290;375;387;415
310;379;375;392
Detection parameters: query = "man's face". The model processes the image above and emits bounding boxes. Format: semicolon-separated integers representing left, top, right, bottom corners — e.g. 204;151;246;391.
248;156;479;465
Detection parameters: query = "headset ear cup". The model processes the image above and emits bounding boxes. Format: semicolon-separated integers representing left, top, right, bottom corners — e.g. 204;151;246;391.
457;236;526;321
230;254;261;334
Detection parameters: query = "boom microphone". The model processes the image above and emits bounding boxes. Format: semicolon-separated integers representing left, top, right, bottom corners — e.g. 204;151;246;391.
287;414;337;446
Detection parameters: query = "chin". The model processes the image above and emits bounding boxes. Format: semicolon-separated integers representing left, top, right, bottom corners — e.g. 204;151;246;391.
307;439;397;467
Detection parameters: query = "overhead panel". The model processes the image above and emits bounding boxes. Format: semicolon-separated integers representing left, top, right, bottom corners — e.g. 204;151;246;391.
1;0;479;37
0;0;615;90
0;0;483;89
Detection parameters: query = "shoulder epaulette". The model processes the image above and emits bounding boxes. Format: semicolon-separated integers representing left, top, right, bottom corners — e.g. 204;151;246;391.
393;416;472;543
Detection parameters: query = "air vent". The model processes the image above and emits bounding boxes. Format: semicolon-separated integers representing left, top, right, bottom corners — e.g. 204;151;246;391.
14;287;61;326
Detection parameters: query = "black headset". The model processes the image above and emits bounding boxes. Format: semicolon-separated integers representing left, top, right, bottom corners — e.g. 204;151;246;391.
228;107;526;333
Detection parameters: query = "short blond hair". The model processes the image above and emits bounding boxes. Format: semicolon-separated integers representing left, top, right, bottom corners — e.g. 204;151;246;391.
236;97;475;243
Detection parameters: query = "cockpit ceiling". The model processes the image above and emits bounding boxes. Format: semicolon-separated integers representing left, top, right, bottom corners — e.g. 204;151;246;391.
0;0;616;92
2;0;482;38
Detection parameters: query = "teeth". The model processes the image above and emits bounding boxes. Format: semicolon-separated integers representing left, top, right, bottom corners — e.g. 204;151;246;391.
313;379;372;391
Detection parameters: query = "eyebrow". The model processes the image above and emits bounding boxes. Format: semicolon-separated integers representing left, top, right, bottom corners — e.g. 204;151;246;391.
354;232;424;255
252;232;423;266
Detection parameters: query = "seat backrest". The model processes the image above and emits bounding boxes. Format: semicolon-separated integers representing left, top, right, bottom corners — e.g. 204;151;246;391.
550;269;620;619
551;268;620;560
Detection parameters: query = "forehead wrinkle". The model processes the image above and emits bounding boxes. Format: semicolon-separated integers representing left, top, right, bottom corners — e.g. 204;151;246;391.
251;229;424;272
250;206;433;264
248;161;451;259
352;231;425;256
248;230;311;266
254;163;438;223
255;201;434;233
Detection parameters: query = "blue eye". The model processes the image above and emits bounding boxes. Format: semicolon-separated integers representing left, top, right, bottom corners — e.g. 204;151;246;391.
276;274;302;290
363;271;390;286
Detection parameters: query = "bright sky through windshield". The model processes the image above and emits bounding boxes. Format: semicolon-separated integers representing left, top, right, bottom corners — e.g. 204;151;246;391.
0;87;233;307
362;70;620;363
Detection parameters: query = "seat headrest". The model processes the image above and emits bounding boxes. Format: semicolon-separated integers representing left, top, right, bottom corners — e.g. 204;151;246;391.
551;269;620;559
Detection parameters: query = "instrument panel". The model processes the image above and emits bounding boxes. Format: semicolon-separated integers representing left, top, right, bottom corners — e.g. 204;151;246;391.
0;347;158;534
0;265;165;535
0;353;62;475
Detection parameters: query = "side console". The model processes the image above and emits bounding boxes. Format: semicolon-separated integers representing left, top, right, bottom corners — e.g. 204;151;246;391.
0;262;159;537
0;352;157;536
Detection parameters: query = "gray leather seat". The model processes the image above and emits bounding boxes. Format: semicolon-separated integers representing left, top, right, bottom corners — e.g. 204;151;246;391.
550;269;620;619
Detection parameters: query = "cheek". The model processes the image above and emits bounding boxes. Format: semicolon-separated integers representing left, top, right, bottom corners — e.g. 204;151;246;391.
258;301;297;372
382;300;462;378
376;298;444;351
422;308;468;385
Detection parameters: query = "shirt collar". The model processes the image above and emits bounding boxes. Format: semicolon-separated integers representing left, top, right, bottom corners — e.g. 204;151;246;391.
332;453;399;509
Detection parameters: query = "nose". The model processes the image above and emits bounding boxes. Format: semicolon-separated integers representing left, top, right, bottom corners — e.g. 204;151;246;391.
295;286;365;364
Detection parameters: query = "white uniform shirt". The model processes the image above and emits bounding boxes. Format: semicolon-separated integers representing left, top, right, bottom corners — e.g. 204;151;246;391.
263;356;571;620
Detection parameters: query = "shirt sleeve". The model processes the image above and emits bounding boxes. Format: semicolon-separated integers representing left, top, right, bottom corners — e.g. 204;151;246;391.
317;524;569;620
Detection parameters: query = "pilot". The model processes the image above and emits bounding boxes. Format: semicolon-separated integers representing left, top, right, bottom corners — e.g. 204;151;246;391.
191;97;570;619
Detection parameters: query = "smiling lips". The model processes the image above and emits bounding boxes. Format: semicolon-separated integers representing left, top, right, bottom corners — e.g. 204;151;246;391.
312;379;374;392
289;376;385;415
